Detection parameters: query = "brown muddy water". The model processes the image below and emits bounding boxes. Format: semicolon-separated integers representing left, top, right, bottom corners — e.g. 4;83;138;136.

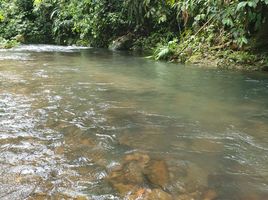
0;45;267;200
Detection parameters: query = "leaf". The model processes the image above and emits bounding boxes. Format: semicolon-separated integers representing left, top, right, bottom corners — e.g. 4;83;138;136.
194;14;205;21
247;1;257;8
167;0;176;5
0;13;4;22
236;2;248;11
158;14;167;23
156;47;170;60
222;18;234;27
241;37;248;44
34;0;42;7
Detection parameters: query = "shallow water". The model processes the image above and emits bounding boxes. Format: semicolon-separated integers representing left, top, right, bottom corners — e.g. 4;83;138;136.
0;45;268;200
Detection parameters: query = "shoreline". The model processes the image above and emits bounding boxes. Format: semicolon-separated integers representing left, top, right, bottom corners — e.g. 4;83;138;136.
1;42;267;72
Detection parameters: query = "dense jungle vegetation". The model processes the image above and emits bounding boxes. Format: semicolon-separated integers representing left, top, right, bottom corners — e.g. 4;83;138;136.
0;0;268;70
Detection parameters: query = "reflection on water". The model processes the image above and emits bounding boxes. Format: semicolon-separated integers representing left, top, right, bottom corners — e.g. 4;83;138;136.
0;45;268;199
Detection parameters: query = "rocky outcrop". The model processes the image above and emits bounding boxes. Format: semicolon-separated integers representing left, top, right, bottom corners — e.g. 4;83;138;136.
109;33;134;51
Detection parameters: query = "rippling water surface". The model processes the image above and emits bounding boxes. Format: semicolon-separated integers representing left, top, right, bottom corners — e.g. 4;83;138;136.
0;45;267;200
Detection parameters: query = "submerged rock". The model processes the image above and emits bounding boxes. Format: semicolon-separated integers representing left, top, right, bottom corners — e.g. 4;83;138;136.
29;193;89;200
144;160;170;188
109;161;144;186
107;152;173;199
147;189;173;200
112;182;138;196
176;191;201;200
127;188;173;200
185;163;208;187
125;161;145;184
202;189;218;200
176;188;217;200
124;152;150;168
107;152;218;200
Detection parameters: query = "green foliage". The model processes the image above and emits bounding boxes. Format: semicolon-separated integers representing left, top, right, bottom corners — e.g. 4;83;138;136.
169;0;268;48
124;0;172;25
42;0;128;46
132;30;176;51
0;0;54;43
153;39;178;60
0;0;180;47
220;50;258;64
0;37;19;48
0;0;267;68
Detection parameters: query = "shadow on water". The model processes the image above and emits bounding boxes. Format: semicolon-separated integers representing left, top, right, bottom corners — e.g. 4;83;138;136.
0;45;267;199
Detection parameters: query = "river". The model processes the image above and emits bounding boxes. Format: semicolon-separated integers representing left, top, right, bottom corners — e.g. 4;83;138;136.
0;45;267;200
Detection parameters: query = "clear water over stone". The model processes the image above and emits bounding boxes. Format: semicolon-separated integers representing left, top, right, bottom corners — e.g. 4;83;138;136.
0;45;267;199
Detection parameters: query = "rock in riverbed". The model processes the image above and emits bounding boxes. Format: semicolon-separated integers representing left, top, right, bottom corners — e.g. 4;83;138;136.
124;152;150;168
202;189;218;200
144;160;170;188
127;188;173;200
176;188;218;200
108;152;219;200
107;152;172;199
109;33;133;51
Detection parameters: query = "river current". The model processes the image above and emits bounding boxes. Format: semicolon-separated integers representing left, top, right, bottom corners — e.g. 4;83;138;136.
0;45;267;200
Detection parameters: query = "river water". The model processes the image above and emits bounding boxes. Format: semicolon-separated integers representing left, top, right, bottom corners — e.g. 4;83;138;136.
0;45;267;200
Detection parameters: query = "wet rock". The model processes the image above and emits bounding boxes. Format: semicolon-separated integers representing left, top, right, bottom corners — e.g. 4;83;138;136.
202;189;218;200
124;152;150;168
80;138;95;146
176;194;194;200
107;161;125;172
28;193;48;200
108;152;173;199
55;146;65;155
176;191;201;200
175;186;217;200
14;34;25;43
125;162;145;184
127;188;173;200
144;160;170;188
176;194;192;200
147;189;173;200
108;161;144;186
29;193;90;200
112;183;138;196
109;33;133;51
127;188;147;200
74;195;89;200
185;163;208;187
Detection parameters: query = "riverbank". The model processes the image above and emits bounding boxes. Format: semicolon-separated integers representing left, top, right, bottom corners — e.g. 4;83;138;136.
0;37;19;49
177;49;268;71
99;33;267;72
1;0;268;72
1;38;267;72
